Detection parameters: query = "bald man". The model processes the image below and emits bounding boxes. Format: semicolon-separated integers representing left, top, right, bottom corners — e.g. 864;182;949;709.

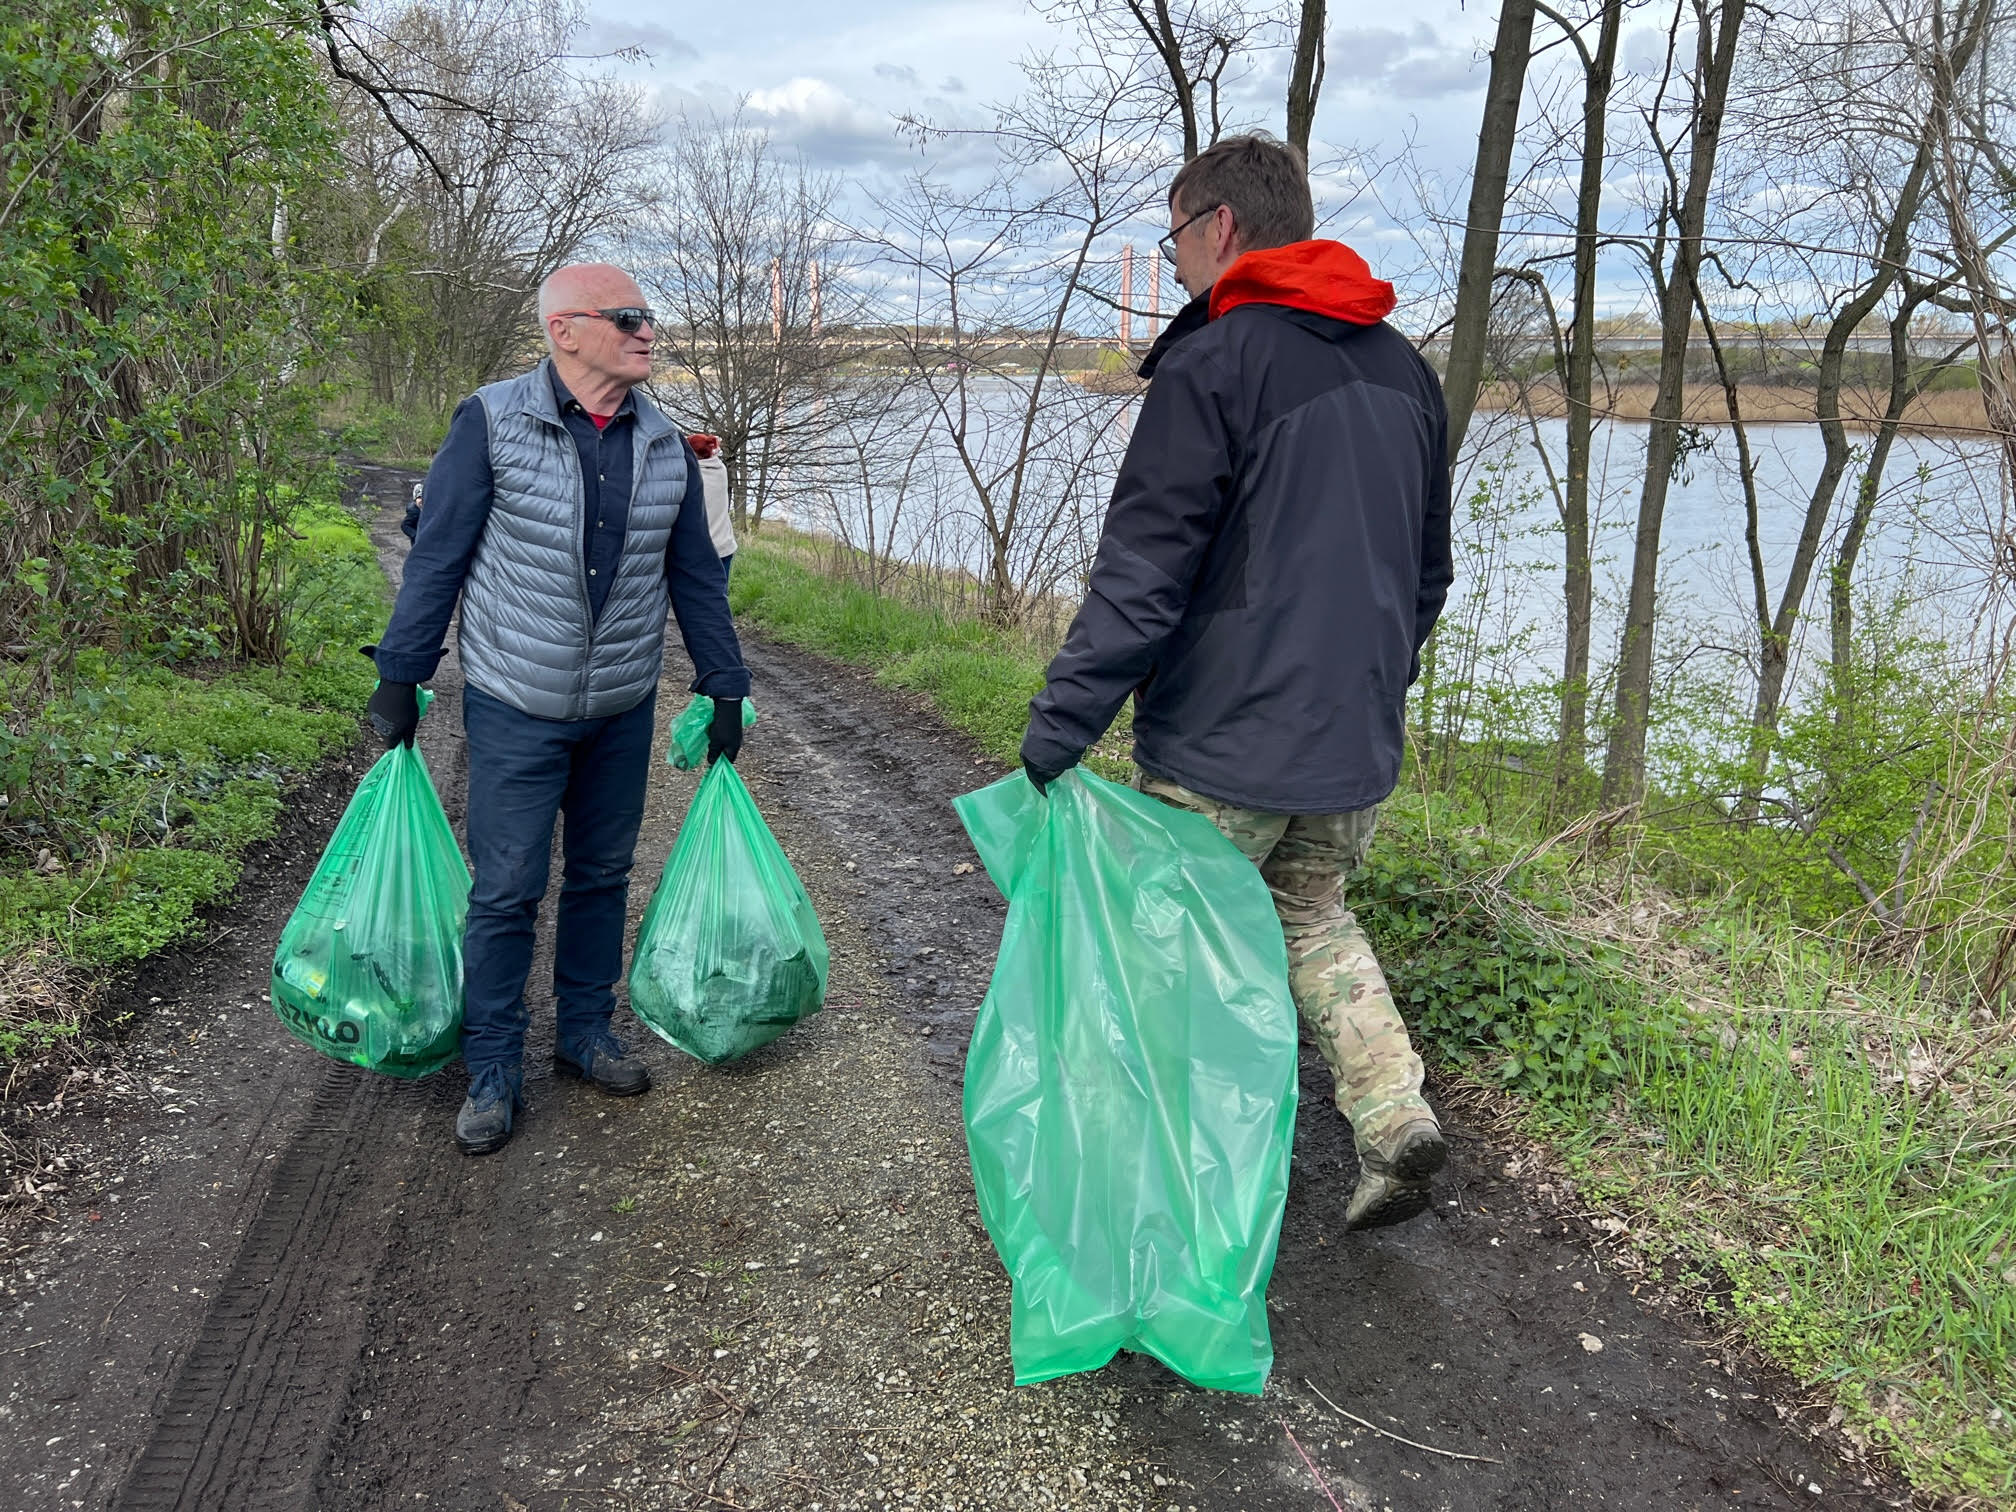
368;263;748;1155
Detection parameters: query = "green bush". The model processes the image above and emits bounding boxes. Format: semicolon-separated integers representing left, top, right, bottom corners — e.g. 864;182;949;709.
1354;814;1642;1101
0;496;385;968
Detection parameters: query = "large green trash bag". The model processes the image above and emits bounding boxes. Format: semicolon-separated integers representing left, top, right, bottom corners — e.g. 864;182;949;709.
270;695;470;1077
952;767;1299;1393
666;693;758;770
628;760;828;1063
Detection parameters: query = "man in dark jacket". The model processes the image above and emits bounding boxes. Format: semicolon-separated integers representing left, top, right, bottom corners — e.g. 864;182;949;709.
370;261;748;1156
1021;136;1454;1230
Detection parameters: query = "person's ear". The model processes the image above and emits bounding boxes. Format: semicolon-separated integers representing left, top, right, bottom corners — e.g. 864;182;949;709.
546;314;577;355
1215;205;1239;261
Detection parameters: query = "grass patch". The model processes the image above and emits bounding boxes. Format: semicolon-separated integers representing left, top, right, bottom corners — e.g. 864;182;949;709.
0;949;96;1070
0;492;384;975
731;532;1049;766
728;523;2016;1503
1356;809;2016;1499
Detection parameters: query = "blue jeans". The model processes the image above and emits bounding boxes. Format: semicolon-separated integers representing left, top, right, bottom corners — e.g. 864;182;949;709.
460;683;658;1076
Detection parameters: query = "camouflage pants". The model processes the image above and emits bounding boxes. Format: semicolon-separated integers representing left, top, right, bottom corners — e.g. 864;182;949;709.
1139;774;1432;1157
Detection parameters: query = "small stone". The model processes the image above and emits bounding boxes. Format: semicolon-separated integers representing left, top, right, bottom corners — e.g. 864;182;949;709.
1578;1333;1604;1353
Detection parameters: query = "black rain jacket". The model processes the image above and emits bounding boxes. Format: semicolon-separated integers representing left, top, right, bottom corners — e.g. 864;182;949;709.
1022;239;1453;814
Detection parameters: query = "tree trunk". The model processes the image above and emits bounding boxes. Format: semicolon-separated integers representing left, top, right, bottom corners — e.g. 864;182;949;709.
1129;0;1201;159
1285;0;1327;155
1442;0;1538;468
1831;310;1971;715
1738;174;1935;816
1554;0;1621;799
1599;0;1746;809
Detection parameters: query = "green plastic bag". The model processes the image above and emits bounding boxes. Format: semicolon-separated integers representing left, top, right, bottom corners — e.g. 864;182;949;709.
666;693;757;770
271;695;470;1077
628;760;828;1063
952;768;1299;1393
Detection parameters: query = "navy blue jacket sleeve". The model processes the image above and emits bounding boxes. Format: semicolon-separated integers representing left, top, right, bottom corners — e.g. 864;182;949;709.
1021;347;1233;773
372;397;492;685
666;437;751;698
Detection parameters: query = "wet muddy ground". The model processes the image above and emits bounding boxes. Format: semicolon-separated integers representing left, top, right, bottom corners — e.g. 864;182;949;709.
0;465;1905;1511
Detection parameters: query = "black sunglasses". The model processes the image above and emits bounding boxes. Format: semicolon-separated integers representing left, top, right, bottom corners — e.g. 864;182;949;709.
1159;205;1221;266
554;306;657;335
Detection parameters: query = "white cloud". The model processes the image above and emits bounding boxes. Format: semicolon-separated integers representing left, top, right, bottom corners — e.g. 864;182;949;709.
1326;22;1482;100
745;77;909;166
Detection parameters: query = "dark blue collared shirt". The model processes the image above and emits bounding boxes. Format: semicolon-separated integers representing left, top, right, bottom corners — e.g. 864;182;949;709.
376;370;747;702
550;367;637;622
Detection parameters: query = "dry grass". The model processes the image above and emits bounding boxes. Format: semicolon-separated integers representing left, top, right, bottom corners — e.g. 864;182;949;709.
1479;379;1990;436
0;948;97;1102
0;950;98;1222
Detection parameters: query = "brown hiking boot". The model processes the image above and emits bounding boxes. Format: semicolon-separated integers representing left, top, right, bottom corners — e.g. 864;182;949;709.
1344;1117;1447;1231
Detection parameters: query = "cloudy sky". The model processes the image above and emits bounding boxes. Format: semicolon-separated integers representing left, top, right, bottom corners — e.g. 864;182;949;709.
578;1;1696;317
581;4;1499;219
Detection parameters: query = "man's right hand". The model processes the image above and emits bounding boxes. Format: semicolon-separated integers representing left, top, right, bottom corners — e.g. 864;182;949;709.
368;680;420;749
707;696;745;765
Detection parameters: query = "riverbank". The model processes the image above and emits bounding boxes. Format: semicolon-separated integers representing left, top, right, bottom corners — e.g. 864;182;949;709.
1477;377;1988;434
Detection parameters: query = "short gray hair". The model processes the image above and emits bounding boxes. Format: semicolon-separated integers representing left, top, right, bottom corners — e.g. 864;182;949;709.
1168;134;1315;251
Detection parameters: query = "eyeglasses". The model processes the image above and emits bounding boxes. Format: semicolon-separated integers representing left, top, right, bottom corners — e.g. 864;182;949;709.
553;306;657;335
1159;205;1221;266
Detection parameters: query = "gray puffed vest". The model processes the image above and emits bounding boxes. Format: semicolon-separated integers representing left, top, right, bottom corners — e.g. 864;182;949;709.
457;361;685;721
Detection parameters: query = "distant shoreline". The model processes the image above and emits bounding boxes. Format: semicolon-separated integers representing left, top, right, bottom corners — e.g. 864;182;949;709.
1475;380;1990;437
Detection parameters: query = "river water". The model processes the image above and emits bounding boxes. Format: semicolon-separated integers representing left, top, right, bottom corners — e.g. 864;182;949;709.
774;379;2006;730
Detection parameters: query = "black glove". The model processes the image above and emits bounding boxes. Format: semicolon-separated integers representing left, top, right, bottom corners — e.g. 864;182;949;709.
707;696;744;765
367;679;420;749
1024;757;1074;795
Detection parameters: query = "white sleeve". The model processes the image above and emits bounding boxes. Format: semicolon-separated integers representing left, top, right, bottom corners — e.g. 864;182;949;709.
699;454;737;559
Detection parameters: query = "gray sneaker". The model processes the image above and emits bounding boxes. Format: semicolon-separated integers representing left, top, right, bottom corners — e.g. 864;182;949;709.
456;1065;523;1156
1344;1117;1448;1231
555;1030;651;1097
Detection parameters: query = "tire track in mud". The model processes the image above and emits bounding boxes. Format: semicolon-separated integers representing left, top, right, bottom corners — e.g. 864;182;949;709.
108;1069;425;1512
107;465;464;1512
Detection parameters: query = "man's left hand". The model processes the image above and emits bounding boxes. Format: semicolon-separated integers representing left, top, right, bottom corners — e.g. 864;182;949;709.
1022;752;1080;795
708;696;744;765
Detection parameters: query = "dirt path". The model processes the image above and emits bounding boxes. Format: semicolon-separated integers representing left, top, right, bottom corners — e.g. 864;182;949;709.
0;465;1902;1511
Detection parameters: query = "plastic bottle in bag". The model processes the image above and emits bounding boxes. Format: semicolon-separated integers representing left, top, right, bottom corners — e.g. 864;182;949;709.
271;693;470;1077
628;757;826;1064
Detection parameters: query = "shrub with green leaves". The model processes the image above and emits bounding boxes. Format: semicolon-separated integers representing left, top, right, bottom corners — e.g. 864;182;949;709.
1353;816;1642;1101
0;500;385;968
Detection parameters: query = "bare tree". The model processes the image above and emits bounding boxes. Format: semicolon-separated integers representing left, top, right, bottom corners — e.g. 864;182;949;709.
629;106;868;532
1829;285;1973;710
1542;0;1623;790
868;44;1173;623
1040;0;1269;159
1285;0;1327;153
1658;0;1997;815
331;0;659;408
1600;0;1749;808
1443;0;1540;466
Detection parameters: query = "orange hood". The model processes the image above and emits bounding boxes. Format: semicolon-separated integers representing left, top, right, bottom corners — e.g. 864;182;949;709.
1208;240;1396;326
